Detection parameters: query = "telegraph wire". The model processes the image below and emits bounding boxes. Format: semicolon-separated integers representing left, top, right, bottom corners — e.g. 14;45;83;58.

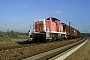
71;0;79;15
35;0;55;14
71;0;90;33
66;0;90;33
44;0;56;11
35;0;78;29
65;0;80;20
34;0;67;21
35;0;90;33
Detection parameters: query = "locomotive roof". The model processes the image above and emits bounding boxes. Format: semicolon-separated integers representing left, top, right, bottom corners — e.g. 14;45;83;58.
61;23;67;25
46;17;60;21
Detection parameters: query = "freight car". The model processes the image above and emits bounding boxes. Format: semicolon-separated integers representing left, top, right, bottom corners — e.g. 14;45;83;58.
61;23;80;39
73;28;80;38
28;17;80;43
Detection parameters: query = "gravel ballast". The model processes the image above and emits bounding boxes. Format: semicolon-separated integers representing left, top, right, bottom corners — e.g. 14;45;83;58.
0;38;81;60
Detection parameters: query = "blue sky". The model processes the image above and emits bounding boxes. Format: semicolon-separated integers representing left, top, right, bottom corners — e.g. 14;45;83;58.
0;0;90;33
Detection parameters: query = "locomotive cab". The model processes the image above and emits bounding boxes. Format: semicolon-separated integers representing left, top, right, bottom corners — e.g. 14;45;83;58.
29;17;67;43
28;30;33;41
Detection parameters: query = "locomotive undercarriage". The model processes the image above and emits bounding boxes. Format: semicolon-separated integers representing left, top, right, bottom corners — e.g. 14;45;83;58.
29;32;66;43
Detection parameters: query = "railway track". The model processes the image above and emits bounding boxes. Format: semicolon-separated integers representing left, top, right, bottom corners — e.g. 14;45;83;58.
0;43;37;60
37;39;86;60
0;38;83;60
0;43;36;51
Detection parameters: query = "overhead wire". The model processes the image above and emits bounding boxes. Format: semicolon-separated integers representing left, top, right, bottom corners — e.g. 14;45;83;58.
34;0;67;21
71;0;79;15
35;0;79;29
65;0;80;21
66;0;90;33
71;0;90;33
35;0;89;33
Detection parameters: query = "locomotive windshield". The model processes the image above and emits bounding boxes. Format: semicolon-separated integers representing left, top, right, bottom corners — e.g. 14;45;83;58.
46;17;60;23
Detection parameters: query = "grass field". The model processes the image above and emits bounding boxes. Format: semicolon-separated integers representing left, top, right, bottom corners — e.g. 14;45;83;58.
0;37;19;47
0;34;29;47
65;37;90;60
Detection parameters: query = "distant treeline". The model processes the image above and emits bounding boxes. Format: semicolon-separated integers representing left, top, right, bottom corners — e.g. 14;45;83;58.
80;33;90;37
0;30;28;38
0;30;90;38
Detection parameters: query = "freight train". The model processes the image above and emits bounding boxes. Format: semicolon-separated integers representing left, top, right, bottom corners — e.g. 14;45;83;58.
28;17;80;43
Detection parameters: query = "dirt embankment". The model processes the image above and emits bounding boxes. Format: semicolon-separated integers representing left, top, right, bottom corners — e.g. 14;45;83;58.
65;38;90;60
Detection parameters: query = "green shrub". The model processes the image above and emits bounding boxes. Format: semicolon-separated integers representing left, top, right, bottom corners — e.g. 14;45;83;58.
0;34;4;37
20;51;25;55
13;54;20;57
0;37;5;41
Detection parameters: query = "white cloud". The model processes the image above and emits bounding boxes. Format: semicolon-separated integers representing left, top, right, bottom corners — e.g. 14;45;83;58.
27;19;29;20
21;24;24;26
12;20;16;22
22;4;27;7
55;10;62;14
7;10;12;12
27;19;30;20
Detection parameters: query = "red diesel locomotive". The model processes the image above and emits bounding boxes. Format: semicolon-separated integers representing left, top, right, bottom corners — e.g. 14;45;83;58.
29;17;80;43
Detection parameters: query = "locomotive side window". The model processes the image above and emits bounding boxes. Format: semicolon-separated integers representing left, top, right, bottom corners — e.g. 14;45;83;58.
46;18;50;20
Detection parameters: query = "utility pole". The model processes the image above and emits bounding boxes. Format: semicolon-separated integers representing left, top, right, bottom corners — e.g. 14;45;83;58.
69;22;71;35
69;22;71;26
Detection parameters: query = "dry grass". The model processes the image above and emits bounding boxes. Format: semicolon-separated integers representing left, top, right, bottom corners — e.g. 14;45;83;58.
0;41;19;47
65;38;90;60
0;37;19;47
0;38;81;60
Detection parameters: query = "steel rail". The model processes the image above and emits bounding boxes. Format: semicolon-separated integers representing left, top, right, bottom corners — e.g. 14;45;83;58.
8;38;86;60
